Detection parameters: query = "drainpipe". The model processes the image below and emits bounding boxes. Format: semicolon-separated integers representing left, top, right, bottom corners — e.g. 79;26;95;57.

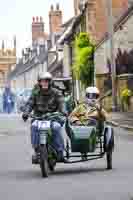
104;0;117;111
76;80;80;102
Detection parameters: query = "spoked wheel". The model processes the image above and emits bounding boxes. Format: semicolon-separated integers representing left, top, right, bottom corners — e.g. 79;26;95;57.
106;150;112;170
40;145;49;178
104;127;114;170
48;146;57;172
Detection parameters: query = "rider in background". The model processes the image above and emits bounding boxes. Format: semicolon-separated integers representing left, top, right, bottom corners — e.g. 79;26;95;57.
22;72;66;162
69;87;107;125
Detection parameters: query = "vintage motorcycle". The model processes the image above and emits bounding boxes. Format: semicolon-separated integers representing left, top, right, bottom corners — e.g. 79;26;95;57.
30;109;114;178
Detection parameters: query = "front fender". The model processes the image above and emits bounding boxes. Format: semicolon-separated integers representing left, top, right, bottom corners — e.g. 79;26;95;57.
104;126;114;152
40;131;47;145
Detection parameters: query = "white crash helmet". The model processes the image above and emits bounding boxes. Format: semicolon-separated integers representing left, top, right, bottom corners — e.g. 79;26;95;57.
85;86;100;104
38;72;52;81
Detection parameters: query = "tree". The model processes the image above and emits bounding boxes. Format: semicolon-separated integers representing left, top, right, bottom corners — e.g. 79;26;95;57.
73;32;95;87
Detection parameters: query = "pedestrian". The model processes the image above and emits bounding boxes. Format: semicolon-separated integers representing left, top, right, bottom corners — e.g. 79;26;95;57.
3;85;15;114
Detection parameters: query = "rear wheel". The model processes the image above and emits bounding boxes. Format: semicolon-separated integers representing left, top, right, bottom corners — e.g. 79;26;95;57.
106;151;112;170
40;145;49;178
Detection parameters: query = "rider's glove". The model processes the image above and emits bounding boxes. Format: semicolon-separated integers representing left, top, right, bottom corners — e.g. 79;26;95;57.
22;113;29;122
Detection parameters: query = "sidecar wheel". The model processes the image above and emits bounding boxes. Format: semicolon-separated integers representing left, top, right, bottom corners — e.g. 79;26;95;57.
40;145;49;178
106;151;112;170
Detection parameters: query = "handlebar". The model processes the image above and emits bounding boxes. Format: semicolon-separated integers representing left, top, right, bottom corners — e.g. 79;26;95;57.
30;112;66;120
71;117;98;126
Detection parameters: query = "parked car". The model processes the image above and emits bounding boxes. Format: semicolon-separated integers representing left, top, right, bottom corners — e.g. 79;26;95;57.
16;88;32;113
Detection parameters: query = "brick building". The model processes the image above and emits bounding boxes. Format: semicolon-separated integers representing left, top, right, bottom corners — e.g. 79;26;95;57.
74;0;128;42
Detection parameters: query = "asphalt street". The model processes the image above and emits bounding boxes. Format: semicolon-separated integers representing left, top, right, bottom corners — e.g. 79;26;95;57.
0;114;133;200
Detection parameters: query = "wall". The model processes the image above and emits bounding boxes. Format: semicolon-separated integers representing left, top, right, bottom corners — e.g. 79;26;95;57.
63;44;71;77
74;0;128;42
94;11;133;111
95;11;133;76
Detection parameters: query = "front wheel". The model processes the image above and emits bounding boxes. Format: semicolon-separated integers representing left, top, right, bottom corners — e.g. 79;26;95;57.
106;151;112;170
40;145;49;178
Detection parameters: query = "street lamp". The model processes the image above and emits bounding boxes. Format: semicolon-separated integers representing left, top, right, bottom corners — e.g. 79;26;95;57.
103;0;118;111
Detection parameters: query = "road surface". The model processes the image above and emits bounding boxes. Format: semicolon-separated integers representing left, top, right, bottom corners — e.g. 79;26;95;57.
0;114;133;200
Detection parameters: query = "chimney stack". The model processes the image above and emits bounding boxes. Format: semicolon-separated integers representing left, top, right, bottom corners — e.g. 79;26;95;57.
32;16;47;46
49;3;63;35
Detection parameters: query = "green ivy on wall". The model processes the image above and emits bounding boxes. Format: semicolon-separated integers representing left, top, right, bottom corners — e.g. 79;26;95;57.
73;32;95;87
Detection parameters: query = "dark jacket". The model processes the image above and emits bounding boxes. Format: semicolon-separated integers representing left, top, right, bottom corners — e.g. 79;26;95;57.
24;85;65;116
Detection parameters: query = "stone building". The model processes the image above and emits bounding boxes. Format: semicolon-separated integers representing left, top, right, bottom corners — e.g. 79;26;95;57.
94;5;133;111
9;44;48;90
74;0;128;42
0;38;16;88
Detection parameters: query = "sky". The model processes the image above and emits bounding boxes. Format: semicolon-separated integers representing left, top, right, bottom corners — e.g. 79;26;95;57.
0;0;74;57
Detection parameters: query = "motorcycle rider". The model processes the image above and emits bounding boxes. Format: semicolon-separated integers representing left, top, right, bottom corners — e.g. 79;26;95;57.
22;72;66;162
69;86;107;125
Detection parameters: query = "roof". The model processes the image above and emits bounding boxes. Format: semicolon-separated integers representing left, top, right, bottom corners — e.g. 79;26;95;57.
96;5;133;49
61;17;75;28
9;49;48;79
58;12;84;45
48;59;63;74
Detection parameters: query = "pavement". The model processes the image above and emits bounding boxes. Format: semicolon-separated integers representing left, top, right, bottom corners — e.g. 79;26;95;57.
108;112;133;131
0;114;133;199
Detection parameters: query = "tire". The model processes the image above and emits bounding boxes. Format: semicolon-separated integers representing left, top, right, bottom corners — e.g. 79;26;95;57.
48;159;56;172
104;127;115;153
48;146;57;172
49;165;54;172
40;145;49;178
66;140;70;159
106;151;112;170
49;162;56;172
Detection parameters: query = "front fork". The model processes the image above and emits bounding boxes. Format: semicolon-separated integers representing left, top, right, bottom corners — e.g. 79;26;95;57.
39;130;57;169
